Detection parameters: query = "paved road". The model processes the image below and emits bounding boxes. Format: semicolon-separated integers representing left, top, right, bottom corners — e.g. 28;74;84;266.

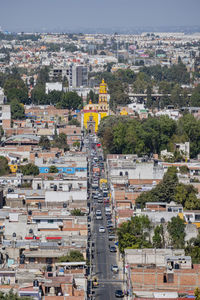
86;135;124;300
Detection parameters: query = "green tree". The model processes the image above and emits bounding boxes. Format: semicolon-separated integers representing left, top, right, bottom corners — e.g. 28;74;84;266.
195;287;200;300
37;67;49;85
11;100;25;120
167;216;186;249
175;183;200;209
73;141;80;148
71;209;84;216
68;118;81;126
53;133;69;150
87;90;99;104
3;78;28;103
20;163;39;176
0;156;10;176
0;289;31;300
146;84;153;108
190;85;200;107
57;92;82;110
152;225;164;248
39;136;51;150
136;167;178;208
117;215;152;253
49;165;58;173
31;84;47;105
179;166;189;174
0;126;4;142
58;250;85;262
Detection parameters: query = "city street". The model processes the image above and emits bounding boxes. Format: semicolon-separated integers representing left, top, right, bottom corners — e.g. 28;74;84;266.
87;135;124;300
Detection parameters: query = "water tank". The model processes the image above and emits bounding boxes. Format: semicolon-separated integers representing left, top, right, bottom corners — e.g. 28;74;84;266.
175;263;179;269
47;265;52;272
33;280;39;287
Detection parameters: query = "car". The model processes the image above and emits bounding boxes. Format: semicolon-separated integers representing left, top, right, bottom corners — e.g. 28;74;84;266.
108;235;116;241
109;245;117;252
111;265;119;273
115;289;124;298
108;228;115;234
99;226;105;233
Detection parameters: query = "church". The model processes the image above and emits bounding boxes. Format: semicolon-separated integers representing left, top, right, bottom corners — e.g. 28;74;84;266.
81;79;109;133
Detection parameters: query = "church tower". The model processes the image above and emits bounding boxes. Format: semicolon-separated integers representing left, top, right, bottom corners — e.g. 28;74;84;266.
82;79;109;133
98;79;109;116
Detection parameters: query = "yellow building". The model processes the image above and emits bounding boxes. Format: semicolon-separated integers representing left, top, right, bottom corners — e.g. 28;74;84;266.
82;79;109;133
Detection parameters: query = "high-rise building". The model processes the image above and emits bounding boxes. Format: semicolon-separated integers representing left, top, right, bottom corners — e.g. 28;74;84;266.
49;65;88;88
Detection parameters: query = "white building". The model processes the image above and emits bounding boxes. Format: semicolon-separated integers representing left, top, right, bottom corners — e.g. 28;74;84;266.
45;82;63;94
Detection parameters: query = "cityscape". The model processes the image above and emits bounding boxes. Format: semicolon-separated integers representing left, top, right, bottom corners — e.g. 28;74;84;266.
0;1;200;300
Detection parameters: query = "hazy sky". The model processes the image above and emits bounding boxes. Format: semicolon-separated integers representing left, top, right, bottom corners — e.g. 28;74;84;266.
0;0;200;32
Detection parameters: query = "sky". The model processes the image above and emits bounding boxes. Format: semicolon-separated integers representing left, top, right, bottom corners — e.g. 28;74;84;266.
0;0;200;32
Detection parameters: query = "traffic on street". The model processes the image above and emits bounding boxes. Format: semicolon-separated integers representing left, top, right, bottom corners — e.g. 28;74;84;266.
85;134;124;300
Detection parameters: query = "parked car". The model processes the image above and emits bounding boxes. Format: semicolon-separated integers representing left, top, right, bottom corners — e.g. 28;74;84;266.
109;245;117;252
115;289;124;298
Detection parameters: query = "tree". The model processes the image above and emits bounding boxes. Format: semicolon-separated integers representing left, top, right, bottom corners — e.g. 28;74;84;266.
136;167;178;208
3;78;28;103
73;141;80;148
38;136;51;150
20;163;39;176
11;100;25;120
71;209;84;216
175;183;200;209
0;126;4;142
146;85;153;108
58;250;85;262
152;225;164;248
0;290;31;300
186;234;200;264
37;67;49;85
170;84;183;108
49;165;58;173
190;85;200;107
195;288;200;300
57;92;82;110
53;133;69;151
0;156;10;176
117;215;152;253
87;90;99;104
68;118;81;126
167;216;186;249
31;84;47;105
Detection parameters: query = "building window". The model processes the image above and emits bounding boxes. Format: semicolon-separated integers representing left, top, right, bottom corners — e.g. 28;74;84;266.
48;220;54;224
29;257;35;263
125;171;128;176
119;172;123;176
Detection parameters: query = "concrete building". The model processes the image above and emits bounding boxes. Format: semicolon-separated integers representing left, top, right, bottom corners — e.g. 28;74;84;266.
45;82;63;94
0;105;11;129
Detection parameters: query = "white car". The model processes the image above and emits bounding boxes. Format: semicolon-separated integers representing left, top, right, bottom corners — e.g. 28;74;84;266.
99;226;105;233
